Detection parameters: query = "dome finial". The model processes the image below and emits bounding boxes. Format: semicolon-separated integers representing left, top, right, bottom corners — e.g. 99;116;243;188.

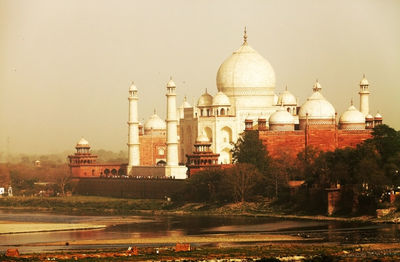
350;98;353;106
285;85;288;91
313;79;322;92
243;26;248;45
153;108;156;114
184;96;187;102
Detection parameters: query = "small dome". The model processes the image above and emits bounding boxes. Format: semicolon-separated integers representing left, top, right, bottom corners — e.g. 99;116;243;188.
181;97;191;108
196;132;210;143
339;105;365;124
144;113;166;130
76;138;90;147
197;91;213;107
366;114;374;120
360;75;369;86
375;112;382;119
129;82;137;91
269;108;294;125
167;78;176;88
212;92;231;106
299;91;335;119
278;89;297;105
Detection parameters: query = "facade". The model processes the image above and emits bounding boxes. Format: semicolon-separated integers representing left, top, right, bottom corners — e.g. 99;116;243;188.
69;29;383;179
139;111;167;166
178;30;382;165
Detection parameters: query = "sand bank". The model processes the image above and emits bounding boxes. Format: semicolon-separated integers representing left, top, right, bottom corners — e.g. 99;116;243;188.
0;221;106;234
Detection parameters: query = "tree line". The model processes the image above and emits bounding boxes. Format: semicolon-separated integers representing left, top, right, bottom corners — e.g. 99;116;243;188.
178;125;400;215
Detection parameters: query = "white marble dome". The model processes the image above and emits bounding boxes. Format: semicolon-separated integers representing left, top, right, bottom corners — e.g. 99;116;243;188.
129;82;137;91
167;78;176;88
375;112;382;119
299;92;335;119
197;91;213;107
339;105;365;124
212;92;231;106
360;76;369;86
76;138;89;147
216;43;275;91
144;113;166;130
278;89;297;105
269;108;294;124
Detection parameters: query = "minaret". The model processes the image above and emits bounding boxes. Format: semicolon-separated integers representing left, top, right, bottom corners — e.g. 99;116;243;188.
166;77;179;166
127;82;140;174
359;74;370;116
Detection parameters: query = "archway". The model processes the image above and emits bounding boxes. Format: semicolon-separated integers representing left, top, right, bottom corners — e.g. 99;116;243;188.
220;148;232;164
203;127;213;142
221;126;232;144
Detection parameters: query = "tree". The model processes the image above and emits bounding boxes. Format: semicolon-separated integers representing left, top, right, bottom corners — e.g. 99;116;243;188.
231;130;271;173
225;163;263;202
180;168;228;202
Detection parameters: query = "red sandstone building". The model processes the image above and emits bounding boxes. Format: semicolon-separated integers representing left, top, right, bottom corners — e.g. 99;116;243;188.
68;138;127;178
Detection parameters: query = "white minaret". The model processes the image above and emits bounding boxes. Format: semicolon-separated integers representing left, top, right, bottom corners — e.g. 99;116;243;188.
359;74;370;116
166;77;179;166
127;82;140;174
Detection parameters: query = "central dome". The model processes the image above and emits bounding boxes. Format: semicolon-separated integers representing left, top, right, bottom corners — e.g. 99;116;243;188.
216;42;276;92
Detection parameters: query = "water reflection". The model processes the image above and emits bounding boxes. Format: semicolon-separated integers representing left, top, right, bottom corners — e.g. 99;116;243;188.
1;211;400;253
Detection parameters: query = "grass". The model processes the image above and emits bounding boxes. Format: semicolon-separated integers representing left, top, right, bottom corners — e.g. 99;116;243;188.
0;196;169;215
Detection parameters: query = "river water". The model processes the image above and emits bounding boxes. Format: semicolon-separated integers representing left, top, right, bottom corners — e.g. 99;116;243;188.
1;211;400;253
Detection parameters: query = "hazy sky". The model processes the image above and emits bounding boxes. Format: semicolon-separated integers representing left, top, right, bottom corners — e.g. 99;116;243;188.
1;0;399;155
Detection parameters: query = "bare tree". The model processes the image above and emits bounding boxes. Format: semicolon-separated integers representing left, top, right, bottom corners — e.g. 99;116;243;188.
226;163;263;202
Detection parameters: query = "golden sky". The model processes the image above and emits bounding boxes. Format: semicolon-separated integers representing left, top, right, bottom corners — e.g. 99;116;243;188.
1;0;399;154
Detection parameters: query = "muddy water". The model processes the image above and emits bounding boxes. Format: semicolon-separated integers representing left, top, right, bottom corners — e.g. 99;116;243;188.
1;211;400;253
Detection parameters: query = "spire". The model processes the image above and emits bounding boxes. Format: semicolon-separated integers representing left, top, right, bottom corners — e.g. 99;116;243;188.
285;85;288;91
313;79;322;92
350;98;353;106
153;108;157;114
243;26;248;45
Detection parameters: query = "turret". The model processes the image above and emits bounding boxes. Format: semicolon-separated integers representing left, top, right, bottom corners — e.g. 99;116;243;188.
127;82;140;174
166;77;179;167
359;74;370;116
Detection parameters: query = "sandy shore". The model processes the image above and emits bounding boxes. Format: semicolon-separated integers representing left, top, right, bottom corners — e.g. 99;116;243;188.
0;221;106;234
31;233;304;246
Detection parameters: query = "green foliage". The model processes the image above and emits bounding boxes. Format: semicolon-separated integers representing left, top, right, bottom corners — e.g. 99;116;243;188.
0;196;166;215
180;163;265;203
291;124;400;215
225;163;264;202
179;168;230;203
231;130;271;172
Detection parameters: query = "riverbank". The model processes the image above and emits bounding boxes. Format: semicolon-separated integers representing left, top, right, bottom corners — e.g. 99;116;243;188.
3;242;400;261
1;196;399;224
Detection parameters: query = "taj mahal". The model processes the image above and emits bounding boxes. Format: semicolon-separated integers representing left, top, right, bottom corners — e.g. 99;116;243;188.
69;29;382;180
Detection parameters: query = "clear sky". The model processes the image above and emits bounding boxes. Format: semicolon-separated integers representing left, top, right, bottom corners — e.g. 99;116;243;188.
1;0;399;155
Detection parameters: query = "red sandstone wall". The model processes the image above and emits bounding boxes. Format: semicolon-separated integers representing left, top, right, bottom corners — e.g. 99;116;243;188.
139;135;166;166
259;131;305;158
259;128;372;159
70;164;126;178
337;130;372;149
307;129;337;152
